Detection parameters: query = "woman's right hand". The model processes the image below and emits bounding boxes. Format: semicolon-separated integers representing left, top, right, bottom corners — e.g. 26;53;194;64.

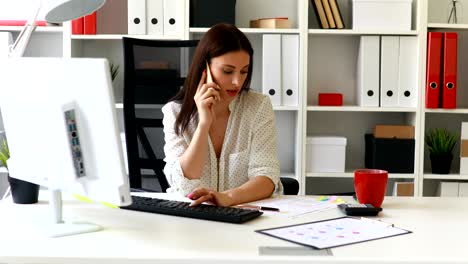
194;70;220;128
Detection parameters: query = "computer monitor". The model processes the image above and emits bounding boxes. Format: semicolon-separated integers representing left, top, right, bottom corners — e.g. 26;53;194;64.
0;57;132;237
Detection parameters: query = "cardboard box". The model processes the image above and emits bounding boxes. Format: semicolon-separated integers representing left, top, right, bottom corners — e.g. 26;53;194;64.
392;182;414;196
373;125;415;139
250;18;291;29
461;140;468;157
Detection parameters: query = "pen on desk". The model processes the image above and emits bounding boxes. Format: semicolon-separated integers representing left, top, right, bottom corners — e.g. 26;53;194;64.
236;205;280;212
259;206;280;212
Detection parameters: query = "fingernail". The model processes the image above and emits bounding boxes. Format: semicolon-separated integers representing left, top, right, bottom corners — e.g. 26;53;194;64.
187;193;193;199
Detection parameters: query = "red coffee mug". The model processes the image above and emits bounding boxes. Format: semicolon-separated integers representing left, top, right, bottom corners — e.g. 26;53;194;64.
354;169;388;208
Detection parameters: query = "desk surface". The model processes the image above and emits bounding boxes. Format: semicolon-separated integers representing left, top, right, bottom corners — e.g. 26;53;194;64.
1;194;468;264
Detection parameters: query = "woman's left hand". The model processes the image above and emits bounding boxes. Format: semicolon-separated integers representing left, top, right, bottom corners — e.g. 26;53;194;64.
187;187;234;207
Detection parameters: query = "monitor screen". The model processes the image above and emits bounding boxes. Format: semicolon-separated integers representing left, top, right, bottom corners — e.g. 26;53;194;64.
0;57;131;237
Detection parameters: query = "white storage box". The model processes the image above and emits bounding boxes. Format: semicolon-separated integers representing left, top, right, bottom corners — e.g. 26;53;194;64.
353;0;412;31
460;122;468;174
306;136;347;173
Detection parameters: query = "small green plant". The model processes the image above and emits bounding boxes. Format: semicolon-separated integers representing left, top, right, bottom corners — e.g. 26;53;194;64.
109;62;120;82
0;137;9;169
425;128;458;155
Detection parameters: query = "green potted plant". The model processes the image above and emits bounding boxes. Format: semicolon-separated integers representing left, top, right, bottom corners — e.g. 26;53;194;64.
109;61;120;82
0;137;9;170
425;128;458;174
0;136;39;204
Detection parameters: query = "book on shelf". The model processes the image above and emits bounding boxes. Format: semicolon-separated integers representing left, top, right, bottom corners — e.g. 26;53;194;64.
311;0;329;29
328;0;344;29
321;0;336;29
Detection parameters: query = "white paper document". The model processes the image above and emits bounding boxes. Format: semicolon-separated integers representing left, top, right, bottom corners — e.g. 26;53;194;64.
249;196;341;218
256;216;411;249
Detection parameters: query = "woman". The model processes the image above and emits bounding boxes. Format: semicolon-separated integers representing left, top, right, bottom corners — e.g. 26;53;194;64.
162;23;281;207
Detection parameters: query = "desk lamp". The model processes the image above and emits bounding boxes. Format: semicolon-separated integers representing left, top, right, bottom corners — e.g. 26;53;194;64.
9;0;106;57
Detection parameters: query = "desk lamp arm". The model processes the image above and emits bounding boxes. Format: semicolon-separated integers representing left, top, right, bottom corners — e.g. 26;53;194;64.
8;3;41;58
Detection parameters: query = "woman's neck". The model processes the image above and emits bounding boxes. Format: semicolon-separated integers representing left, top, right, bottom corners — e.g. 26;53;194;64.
213;100;231;116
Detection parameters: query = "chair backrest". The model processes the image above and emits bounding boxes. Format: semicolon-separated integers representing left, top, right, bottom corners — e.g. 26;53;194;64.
123;37;199;192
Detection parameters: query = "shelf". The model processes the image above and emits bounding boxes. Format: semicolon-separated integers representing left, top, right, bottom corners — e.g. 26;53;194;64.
280;172;297;180
0;26;63;32
306;172;415;179
424;174;468;180
115;104;298;111
190;27;300;34
424;108;468;114
115;103;164;109
71;34;182;40
428;23;468;30
307;106;417;112
307;29;419;36
273;106;299;111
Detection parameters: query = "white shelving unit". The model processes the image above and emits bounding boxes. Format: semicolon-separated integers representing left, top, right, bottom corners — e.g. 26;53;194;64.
422;0;468;196
0;26;64;57
2;0;467;197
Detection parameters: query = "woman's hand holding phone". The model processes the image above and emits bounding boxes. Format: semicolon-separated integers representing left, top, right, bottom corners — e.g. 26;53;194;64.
194;63;220;128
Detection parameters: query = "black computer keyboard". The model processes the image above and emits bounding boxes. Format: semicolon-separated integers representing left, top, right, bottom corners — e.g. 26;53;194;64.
120;195;263;224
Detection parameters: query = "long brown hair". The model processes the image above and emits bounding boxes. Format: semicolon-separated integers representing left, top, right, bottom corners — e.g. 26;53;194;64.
171;23;254;136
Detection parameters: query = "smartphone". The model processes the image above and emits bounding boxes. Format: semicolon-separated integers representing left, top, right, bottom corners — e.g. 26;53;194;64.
206;61;213;83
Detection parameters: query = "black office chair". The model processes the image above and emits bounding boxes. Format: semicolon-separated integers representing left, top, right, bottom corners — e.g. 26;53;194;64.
122;37;299;195
281;177;299;195
123;37;199;192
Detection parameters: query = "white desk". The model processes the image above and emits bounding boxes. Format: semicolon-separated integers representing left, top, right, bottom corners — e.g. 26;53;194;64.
1;194;468;264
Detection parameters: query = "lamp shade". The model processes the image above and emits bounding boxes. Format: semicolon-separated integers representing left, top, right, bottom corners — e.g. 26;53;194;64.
45;0;106;23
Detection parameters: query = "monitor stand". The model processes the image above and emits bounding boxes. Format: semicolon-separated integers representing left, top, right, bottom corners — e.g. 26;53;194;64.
41;189;102;238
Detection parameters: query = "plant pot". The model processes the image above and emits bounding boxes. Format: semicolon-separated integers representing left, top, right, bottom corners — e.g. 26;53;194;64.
7;175;40;204
430;153;453;174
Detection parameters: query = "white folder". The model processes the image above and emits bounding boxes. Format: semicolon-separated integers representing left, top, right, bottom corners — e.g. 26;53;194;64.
128;0;146;34
462;122;468;139
461;158;468;175
436;182;459;197
262;34;282;106
281;34;299;106
146;0;164;35
460;183;468;197
398;36;418;107
380;36;400;107
0;32;12;58
356;36;380;107
163;0;183;37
